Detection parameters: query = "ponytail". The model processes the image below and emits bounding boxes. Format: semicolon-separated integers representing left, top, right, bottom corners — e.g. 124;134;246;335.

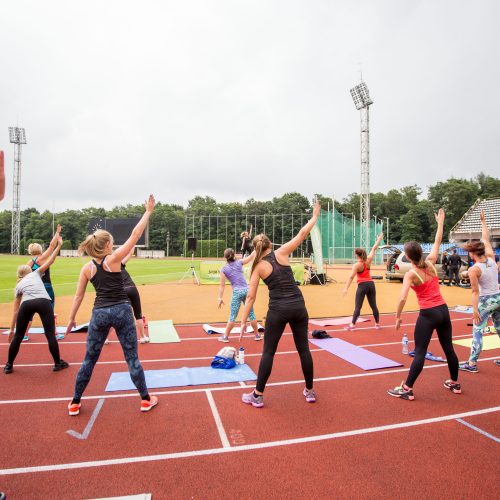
224;248;235;262
78;230;113;258
251;234;272;275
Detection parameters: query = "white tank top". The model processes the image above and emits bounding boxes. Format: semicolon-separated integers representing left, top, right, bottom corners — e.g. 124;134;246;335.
475;257;499;297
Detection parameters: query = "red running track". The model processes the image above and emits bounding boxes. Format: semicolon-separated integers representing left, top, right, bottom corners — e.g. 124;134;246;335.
0;311;499;499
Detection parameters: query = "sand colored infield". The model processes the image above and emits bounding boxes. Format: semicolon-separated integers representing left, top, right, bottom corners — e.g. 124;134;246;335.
0;265;473;327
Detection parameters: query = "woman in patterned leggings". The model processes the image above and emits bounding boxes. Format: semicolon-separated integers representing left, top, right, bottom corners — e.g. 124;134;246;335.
217;248;261;342
65;195;158;416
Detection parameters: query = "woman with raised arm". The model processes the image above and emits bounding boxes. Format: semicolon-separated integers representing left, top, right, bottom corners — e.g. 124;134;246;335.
4;236;68;374
388;209;460;401
240;224;253;258
23;224;63;342
65;196;157;416
239;201;320;408
459;210;500;373
217;249;260;343
342;233;384;331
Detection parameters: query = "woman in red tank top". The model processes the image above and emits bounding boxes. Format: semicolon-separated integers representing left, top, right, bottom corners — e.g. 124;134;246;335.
388;209;460;401
343;233;384;330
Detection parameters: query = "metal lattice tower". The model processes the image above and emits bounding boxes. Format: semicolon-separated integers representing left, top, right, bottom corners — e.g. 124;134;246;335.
9;127;27;254
349;81;373;250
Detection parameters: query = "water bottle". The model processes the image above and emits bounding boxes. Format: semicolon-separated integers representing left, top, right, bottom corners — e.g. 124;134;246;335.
239;347;245;365
402;333;409;355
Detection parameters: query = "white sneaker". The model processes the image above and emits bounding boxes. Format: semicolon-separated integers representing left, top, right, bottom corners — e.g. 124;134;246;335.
218;336;229;343
139;337;147;344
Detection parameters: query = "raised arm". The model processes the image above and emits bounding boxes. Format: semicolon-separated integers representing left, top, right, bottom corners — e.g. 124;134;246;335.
480;210;495;259
248;224;253;239
241;250;256;266
38;236;62;273
277;201;320;257
39;224;62;261
108;195;155;265
426;208;445;264
366;232;384;266
121;249;134;265
66;265;91;333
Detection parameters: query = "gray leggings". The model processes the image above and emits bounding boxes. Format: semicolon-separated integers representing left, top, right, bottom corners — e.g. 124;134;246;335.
73;303;148;400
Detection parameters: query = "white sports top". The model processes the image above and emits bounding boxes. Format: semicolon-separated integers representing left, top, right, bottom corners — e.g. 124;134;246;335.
475;257;499;297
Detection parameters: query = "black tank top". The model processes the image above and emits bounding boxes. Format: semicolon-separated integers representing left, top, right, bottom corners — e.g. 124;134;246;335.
31;258;51;284
121;263;136;288
262;251;303;306
90;258;129;309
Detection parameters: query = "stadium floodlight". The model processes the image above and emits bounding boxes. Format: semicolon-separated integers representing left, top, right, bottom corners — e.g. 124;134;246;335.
349;82;373;110
9;127;27;145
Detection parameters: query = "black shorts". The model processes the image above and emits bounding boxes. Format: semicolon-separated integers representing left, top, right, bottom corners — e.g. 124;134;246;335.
125;286;142;320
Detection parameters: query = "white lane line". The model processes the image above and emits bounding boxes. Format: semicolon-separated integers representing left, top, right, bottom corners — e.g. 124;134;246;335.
66;398;105;440
0;406;497;476
0;332;478;369
1;356;497;406
455;418;500;443
239;381;247;387
0;316;472;346
205;390;230;448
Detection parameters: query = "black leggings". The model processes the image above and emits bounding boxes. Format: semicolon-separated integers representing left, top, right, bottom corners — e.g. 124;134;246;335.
8;298;61;365
256;303;313;393
352;281;379;324
406;304;459;387
126;286;142;320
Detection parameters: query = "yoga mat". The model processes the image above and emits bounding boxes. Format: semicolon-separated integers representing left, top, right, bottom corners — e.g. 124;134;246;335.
309;337;403;370
453;335;500;350
309;317;369;327
203;323;264;335
148;320;180;343
453;306;473;314
105;364;257;391
24;323;89;334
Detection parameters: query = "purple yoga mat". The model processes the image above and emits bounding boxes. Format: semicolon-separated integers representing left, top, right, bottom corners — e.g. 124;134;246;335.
309;337;402;370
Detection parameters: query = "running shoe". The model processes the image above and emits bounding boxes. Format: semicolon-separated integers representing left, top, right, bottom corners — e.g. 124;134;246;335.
387;382;414;401
3;363;13;374
303;388;317;403
141;395;158;412
344;324;355;331
241;391;264;408
218;336;229;343
459;362;478;373
144;336;150;343
443;380;461;394
254;333;262;341
139;337;147;344
56;333;65;341
53;360;69;372
495;360;500;366
22;335;29;342
375;324;382;330
68;402;81;416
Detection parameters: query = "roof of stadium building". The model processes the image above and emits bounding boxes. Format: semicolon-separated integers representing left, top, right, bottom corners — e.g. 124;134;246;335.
449;198;500;242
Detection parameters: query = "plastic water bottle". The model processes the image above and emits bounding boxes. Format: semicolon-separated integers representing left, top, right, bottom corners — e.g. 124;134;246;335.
402;333;409;355
239;347;245;365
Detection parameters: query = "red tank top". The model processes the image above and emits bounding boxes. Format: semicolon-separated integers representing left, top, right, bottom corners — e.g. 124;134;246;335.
357;263;372;283
410;265;445;309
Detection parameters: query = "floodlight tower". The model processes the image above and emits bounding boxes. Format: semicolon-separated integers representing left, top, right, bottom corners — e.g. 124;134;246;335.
349;81;373;250
8;127;27;254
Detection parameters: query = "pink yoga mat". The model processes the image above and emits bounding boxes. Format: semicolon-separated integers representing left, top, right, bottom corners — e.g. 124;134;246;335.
309;317;369;327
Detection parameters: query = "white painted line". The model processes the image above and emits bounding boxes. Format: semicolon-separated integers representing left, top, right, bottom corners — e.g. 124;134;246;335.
239;381;247;387
205;390;230;448
0;356;497;406
66;398;105;440
455;418;500;443
0;406;497;476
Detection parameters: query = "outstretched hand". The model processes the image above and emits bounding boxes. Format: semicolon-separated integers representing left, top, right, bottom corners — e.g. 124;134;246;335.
56;224;62;234
480;210;486;223
312;200;321;218
66;321;76;336
377;232;384;241
145;195;156;213
434;208;445;225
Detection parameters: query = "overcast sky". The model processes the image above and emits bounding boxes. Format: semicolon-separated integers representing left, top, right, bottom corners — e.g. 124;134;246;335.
1;0;499;212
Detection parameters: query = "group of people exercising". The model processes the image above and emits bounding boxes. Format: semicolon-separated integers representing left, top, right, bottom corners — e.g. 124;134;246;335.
3;193;499;413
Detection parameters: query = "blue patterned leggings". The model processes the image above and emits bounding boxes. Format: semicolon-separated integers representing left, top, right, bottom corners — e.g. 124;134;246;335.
73;303;148;400
230;288;256;322
470;293;500;363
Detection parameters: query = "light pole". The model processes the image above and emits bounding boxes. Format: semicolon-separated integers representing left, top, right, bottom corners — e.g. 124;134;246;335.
166;231;170;257
384;217;389;245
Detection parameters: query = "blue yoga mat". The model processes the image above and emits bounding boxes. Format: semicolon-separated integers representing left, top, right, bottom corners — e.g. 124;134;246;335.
105;364;258;392
310;337;402;370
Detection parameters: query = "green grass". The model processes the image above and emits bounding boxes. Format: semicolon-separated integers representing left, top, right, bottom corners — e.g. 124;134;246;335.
0;255;203;303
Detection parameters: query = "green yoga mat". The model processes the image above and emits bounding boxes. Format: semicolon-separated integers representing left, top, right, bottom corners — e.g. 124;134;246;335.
453;335;500;350
148;320;180;343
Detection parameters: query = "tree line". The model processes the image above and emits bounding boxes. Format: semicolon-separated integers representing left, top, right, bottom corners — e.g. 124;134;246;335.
0;173;498;255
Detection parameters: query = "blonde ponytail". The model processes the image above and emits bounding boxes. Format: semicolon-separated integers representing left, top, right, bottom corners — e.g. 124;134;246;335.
251;234;272;275
78;230;113;259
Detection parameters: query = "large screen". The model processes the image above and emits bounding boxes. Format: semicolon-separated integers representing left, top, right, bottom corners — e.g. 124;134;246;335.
88;218;148;246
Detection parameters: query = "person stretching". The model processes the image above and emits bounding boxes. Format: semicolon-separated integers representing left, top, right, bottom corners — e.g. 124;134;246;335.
23;224;63;342
65;195;158;416
218;249;260;343
459;210;500;373
388;209;460;400
239;201;320;408
342;233;384;330
240;224;253;258
5;236;68;374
